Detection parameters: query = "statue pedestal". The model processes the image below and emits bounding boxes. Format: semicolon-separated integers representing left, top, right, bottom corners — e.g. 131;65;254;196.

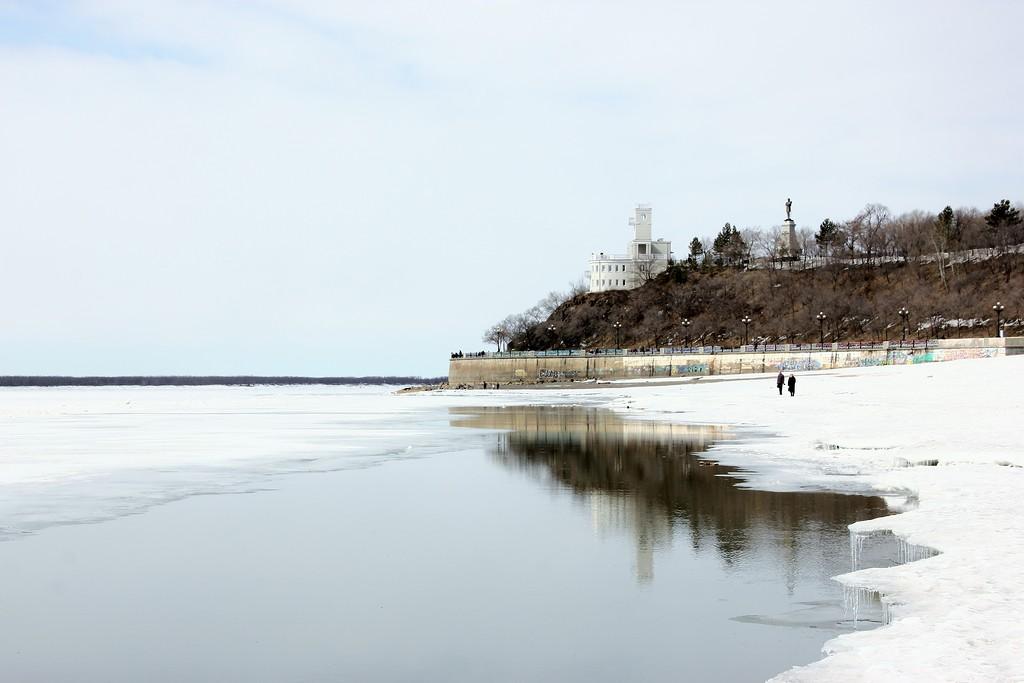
783;219;798;255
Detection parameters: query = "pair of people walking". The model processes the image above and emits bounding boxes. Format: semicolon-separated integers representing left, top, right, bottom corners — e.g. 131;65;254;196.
776;371;796;396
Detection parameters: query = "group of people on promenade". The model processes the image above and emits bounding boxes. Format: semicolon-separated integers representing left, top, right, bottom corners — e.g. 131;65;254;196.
776;371;797;396
450;350;486;359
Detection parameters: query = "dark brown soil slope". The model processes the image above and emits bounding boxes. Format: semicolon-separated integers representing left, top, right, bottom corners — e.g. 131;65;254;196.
516;255;1024;350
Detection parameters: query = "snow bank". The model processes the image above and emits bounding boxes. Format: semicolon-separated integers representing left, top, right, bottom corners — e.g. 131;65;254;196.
576;356;1024;682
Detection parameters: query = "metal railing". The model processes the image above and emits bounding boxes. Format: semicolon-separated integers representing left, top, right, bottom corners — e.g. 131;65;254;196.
451;339;932;360
590;253;669;262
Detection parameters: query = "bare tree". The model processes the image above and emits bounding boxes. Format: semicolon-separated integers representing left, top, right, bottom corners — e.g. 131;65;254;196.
955;207;985;262
755;227;783;278
535;290;566;318
740;227;762;262
635;256;659;284
567;273;589;297
848;203;891;264
892;210;932;262
482;323;510;351
797;227;815;267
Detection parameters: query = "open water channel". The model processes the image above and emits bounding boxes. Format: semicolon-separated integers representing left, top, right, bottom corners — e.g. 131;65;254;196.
0;389;893;681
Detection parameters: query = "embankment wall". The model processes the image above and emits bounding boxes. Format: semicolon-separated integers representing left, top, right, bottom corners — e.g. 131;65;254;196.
448;337;1024;386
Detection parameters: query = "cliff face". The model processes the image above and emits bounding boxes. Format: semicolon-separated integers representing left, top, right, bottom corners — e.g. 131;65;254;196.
514;255;1024;350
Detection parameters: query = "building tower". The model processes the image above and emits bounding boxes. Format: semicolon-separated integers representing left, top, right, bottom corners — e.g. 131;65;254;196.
589;205;672;293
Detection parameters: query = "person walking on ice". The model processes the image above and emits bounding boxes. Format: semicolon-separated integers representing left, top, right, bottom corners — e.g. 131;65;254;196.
787;374;796;396
776;371;785;395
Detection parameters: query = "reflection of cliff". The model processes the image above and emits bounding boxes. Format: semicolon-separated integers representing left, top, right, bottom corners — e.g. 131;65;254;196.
452;406;889;584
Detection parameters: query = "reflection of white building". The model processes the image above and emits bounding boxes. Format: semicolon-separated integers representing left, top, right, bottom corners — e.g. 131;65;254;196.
589;205;672;293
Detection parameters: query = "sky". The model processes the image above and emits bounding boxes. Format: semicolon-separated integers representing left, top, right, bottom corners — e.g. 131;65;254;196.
1;1;1023;377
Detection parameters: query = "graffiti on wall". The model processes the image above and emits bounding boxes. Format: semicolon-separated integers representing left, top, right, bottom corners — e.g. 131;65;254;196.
889;347;997;365
777;358;821;372
857;357;885;367
675;363;708;374
937;348;997;361
538;368;580;380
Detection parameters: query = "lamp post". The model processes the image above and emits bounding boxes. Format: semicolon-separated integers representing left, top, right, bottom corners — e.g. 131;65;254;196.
681;318;692;349
993;301;1005;338
612;321;622;349
898;307;910;342
740;315;752;347
547;324;557;348
816;311;827;346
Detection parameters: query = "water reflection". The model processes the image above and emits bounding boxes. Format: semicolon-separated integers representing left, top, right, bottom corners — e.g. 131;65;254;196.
452;406;890;587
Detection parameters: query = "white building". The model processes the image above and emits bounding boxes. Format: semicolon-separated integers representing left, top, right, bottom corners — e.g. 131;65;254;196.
589;205;672;293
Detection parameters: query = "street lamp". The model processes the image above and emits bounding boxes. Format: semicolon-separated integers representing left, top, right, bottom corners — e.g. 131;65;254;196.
612;321;622;349
898;307;910;342
681;318;692;349
993;301;1005;338
816;311;827;346
741;315;752;346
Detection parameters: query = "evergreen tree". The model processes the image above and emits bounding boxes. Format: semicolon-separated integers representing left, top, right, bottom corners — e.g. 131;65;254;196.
712;223;733;259
687;237;704;266
728;228;748;265
936;206;960;245
689;237;704;258
931;206;962;291
815;218;839;257
984;199;1023;252
712;223;747;266
985;199;1022;230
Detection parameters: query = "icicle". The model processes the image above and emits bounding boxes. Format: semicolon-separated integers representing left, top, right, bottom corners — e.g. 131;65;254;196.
850;531;858;571
842;584;859;627
894;536;937;566
843;585;883;628
849;529;869;571
843;530;938;630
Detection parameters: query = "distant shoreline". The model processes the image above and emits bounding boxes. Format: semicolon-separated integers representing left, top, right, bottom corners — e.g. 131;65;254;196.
0;376;447;387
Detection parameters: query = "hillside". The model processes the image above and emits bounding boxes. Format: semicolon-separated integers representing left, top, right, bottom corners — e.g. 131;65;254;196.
513;254;1024;350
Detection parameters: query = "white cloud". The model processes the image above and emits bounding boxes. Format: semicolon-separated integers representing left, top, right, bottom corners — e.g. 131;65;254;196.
1;1;1022;374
